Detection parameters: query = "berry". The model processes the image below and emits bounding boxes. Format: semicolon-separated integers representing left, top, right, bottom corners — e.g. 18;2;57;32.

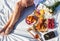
48;18;55;29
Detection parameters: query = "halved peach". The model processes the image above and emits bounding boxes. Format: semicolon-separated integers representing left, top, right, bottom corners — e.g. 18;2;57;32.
26;16;38;25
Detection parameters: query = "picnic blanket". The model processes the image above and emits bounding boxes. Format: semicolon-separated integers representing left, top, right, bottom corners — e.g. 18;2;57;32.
0;0;60;41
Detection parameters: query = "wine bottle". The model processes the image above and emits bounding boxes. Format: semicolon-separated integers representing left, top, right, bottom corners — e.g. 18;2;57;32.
45;2;60;13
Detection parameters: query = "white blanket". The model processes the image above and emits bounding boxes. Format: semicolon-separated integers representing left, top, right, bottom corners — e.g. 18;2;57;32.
0;0;60;41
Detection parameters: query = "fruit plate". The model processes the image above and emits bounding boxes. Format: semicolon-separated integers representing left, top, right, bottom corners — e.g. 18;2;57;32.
0;0;60;41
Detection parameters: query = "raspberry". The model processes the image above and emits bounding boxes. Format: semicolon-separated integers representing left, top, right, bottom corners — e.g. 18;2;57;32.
48;18;55;29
